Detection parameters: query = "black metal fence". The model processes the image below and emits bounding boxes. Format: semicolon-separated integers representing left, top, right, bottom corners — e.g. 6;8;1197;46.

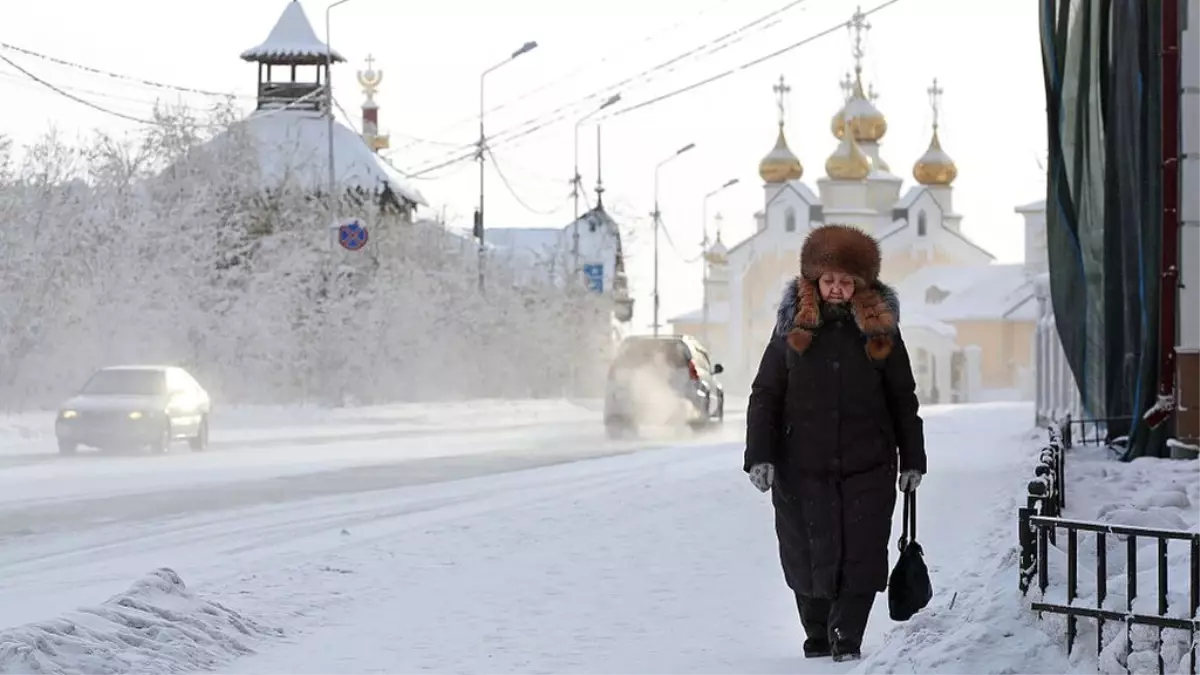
1020;422;1066;587
1018;419;1200;674
1024;516;1200;674
1061;413;1136;450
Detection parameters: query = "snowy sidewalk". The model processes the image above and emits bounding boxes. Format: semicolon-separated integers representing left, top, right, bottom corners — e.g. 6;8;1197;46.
217;402;1040;675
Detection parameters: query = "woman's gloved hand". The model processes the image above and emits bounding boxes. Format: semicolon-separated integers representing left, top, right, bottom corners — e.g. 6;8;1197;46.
898;469;923;492
748;463;775;493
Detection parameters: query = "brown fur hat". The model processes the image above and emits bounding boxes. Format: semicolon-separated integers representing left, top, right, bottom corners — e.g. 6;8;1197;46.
799;224;882;283
776;224;898;360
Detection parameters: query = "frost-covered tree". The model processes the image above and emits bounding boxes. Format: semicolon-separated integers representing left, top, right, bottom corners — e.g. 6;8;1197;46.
0;106;616;409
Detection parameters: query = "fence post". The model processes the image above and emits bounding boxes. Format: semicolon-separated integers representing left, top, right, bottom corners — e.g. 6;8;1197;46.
1019;506;1036;593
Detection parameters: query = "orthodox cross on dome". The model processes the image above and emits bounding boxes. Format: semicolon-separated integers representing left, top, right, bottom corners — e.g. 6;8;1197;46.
357;53;383;104
772;74;791;125
713;212;725;240
847;5;871;76
927;77;945;129
839;71;854;101
867;82;879;103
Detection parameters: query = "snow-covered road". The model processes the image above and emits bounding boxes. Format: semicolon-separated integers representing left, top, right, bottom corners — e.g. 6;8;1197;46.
0;400;1040;674
0;399;745;627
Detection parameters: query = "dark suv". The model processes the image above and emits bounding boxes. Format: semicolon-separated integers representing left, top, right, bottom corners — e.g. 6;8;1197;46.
603;334;724;438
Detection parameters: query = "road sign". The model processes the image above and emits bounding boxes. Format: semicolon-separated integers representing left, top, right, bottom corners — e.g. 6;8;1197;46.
582;263;604;293
338;219;369;251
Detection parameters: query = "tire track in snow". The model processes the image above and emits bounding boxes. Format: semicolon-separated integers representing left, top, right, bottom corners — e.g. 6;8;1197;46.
0;441;736;630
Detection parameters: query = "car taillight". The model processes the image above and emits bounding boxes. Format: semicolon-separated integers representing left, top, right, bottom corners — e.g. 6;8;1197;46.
687;360;699;381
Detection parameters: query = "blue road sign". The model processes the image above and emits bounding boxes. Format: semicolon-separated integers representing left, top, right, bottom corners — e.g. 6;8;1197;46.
582;263;604;293
338;220;369;251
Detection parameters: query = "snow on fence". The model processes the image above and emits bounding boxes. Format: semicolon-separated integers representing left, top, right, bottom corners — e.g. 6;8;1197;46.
1021;421;1066;590
1018;418;1200;674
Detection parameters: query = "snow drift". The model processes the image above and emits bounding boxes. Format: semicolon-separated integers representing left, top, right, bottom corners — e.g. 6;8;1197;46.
0;568;280;674
857;437;1200;675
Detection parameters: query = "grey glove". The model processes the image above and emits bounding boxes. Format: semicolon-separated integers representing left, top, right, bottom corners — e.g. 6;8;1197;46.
748;463;775;493
898;469;922;492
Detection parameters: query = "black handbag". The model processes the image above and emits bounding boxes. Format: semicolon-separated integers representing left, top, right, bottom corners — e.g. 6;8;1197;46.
887;489;933;621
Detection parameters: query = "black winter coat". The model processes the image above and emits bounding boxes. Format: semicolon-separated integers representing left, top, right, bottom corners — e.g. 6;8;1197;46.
744;281;926;599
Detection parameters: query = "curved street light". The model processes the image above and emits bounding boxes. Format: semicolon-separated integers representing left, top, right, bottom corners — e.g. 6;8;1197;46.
476;40;539;292
651;142;697;335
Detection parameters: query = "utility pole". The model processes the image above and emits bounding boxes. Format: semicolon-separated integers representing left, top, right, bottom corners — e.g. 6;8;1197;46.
571;93;621;279
651;142;696;336
475;41;539;293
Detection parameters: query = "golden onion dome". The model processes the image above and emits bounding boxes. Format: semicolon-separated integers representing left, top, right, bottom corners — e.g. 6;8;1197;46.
831;72;887;144
758;122;804;184
825;132;870;181
912;128;958;186
704;232;729;265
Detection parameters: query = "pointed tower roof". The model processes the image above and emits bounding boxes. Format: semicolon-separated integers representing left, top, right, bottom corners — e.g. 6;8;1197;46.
241;1;345;65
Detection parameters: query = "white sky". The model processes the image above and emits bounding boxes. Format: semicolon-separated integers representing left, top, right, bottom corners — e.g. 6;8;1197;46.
0;0;1047;332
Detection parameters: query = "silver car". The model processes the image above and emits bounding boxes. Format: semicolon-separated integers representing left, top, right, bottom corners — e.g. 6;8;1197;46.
55;365;211;454
603;335;724;438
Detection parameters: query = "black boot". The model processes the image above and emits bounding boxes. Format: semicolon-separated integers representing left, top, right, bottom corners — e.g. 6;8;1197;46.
795;593;832;658
803;637;831;658
828;593;875;662
830;636;861;662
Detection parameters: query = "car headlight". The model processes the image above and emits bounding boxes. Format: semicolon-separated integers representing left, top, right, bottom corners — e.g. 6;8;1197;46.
60;410;78;419
128;411;143;420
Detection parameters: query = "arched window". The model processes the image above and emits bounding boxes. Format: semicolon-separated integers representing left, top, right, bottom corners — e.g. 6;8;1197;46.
784;207;797;233
917;211;928;236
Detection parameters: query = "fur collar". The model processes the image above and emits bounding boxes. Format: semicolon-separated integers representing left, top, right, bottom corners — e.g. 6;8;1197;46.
773;277;901;360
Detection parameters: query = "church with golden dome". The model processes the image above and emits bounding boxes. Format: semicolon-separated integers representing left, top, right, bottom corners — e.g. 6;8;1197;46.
668;7;1050;404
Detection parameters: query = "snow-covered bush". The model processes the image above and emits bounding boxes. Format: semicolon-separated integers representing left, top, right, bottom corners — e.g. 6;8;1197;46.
0;106;613;409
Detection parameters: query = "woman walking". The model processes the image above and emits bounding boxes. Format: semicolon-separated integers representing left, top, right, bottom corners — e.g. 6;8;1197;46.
743;224;927;662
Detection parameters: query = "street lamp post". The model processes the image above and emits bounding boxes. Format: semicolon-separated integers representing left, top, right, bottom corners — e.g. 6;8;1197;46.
572;93;621;277
701;177;739;346
476;40;538;293
651;142;696;336
325;0;354;248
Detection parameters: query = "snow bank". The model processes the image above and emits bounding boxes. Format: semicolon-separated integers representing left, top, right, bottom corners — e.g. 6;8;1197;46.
853;433;1077;674
0;568;280;674
857;435;1200;675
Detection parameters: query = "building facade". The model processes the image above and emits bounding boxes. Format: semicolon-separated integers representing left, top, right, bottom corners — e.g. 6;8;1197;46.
669;9;1046;404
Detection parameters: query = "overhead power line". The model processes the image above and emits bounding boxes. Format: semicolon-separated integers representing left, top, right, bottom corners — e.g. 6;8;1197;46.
607;0;904;119
405;0;900;179
0;51;157;124
391;0;740;153
485;145;569;216
0;41;246;99
403;0;815;174
658;215;705;264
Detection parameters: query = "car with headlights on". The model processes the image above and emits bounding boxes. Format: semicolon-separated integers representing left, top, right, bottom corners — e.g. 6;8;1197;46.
55;365;211;454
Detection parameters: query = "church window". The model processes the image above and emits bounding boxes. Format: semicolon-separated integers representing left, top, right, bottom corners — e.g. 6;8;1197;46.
917;211;928;236
784;208;797;233
925;285;950;304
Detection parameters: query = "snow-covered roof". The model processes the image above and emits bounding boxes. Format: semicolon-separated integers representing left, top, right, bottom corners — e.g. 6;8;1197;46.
895;263;1037;322
1014;199;1047;213
241;1;345;65
230;110;425;206
902;310;957;338
668;302;729;324
487;209;620;261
